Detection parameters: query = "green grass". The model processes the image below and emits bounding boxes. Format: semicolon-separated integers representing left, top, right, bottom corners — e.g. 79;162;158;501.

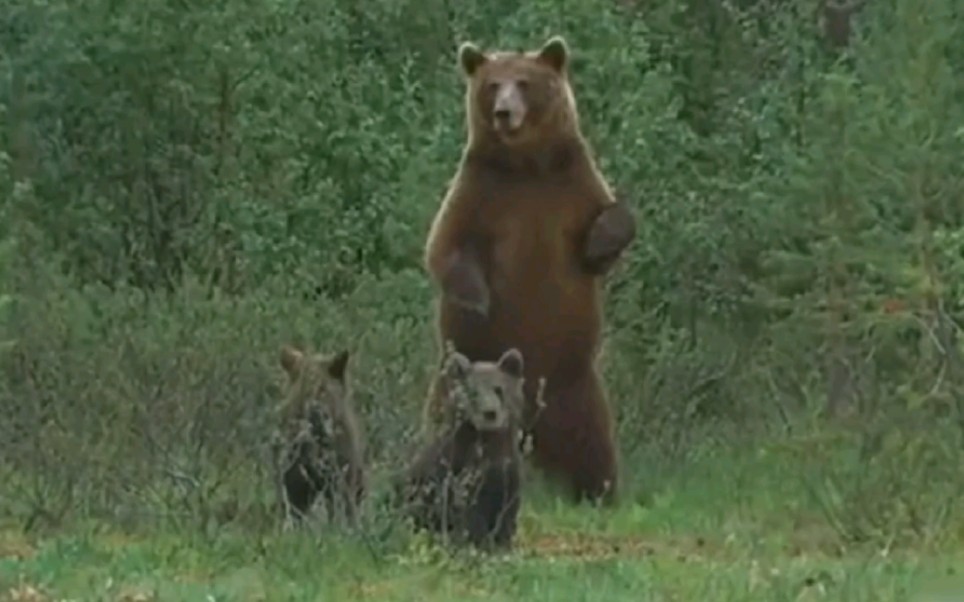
2;433;963;602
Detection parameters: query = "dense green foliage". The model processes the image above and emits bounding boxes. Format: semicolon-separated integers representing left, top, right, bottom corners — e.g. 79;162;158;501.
1;0;963;581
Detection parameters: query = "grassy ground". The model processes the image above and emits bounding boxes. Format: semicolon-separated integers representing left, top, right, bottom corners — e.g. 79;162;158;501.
2;433;962;602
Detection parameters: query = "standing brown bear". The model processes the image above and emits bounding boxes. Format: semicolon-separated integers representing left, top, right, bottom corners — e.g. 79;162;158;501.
422;36;636;505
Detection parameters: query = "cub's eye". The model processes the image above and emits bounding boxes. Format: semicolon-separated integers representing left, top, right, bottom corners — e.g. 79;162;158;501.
487;82;500;93
493;386;504;400
516;78;529;90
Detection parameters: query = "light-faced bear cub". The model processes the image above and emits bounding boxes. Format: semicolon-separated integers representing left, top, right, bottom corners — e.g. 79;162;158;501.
398;347;526;551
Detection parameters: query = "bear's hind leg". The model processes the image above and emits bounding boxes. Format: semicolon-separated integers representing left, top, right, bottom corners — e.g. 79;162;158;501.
532;372;619;506
282;466;317;521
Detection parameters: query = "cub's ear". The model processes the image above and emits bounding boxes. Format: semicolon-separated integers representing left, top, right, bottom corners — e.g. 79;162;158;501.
537;35;569;73
497;348;524;379
280;345;304;379
327;349;350;382
459;41;487;76
445;351;473;380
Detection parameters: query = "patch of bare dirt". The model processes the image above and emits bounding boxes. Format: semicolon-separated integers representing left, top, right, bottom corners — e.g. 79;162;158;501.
0;532;35;561
517;531;711;562
3;584;49;602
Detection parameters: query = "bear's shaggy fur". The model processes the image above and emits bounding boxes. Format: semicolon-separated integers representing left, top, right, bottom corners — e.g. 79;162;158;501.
275;345;367;525
422;36;636;505
400;348;526;551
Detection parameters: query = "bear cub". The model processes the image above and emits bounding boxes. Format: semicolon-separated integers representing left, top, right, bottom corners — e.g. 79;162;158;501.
275;345;367;526
399;347;526;551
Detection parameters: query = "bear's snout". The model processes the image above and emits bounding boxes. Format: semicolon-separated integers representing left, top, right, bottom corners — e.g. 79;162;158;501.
493;85;526;132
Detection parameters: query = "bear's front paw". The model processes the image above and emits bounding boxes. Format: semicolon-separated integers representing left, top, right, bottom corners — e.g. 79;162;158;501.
441;250;491;316
583;198;637;275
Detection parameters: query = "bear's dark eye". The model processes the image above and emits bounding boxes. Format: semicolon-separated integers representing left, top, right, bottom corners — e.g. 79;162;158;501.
516;78;529;90
493;386;504;400
487;81;499;93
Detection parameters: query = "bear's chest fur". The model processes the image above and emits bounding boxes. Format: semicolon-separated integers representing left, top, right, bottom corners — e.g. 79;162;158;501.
473;171;599;293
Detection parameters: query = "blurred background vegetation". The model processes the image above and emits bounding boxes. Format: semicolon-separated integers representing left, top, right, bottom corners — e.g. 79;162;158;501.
0;0;962;549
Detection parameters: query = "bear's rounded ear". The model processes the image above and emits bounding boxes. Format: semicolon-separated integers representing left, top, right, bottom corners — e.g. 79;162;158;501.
497;348;524;379
445;351;472;380
537;35;569;73
280;345;304;378
327;349;350;382
458;42;487;76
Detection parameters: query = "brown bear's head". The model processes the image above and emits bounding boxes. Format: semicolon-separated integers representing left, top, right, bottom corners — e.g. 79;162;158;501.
458;36;578;150
278;345;351;430
443;348;526;432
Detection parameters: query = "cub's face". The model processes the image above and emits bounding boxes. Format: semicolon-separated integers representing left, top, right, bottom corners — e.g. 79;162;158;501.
444;348;525;432
459;36;574;148
279;345;350;429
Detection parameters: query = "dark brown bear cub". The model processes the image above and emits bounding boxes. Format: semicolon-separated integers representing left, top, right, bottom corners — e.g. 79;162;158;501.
400;348;526;551
275;345;367;526
422;35;636;505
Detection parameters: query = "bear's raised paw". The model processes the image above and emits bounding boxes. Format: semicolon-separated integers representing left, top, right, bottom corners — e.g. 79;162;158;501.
583;198;637;275
441;247;491;316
